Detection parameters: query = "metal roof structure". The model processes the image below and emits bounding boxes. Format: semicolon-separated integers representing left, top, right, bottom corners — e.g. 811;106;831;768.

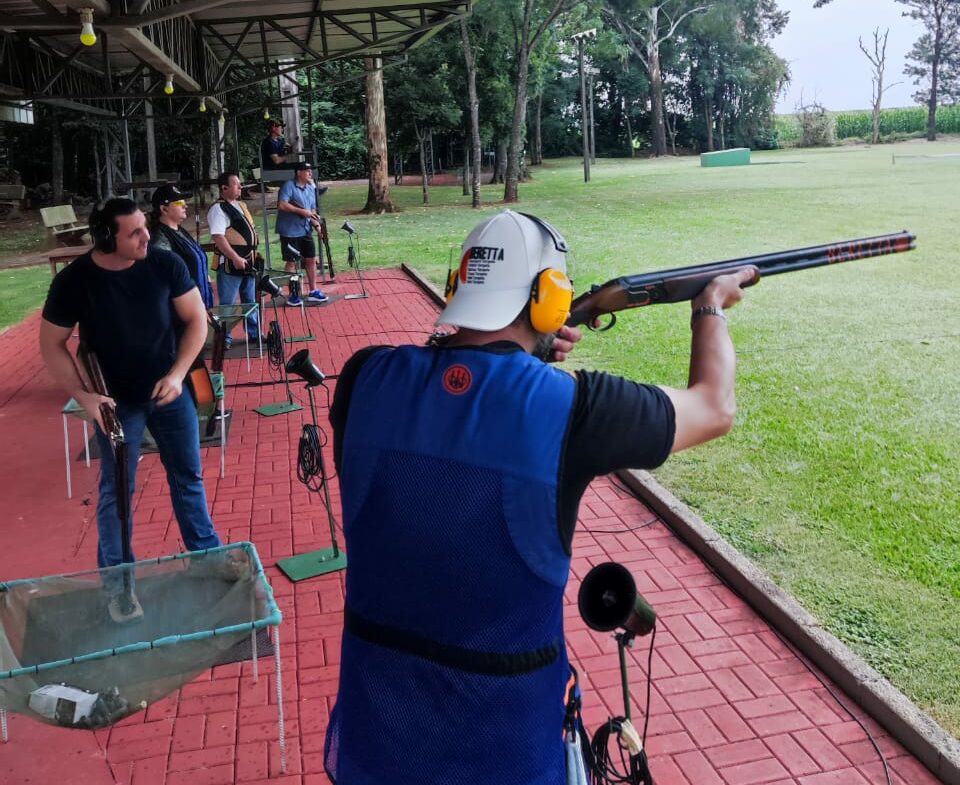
0;0;470;116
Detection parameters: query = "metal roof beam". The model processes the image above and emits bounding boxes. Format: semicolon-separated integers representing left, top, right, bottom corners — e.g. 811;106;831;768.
111;27;222;110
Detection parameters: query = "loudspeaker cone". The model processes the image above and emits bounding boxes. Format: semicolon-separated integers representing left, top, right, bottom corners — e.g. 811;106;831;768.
578;562;656;636
286;349;325;387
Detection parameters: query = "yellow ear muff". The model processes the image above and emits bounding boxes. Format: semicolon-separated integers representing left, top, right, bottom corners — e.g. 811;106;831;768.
529;268;573;334
444;269;459;304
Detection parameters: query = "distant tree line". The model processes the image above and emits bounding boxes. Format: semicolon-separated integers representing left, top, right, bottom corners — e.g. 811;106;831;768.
2;0;956;208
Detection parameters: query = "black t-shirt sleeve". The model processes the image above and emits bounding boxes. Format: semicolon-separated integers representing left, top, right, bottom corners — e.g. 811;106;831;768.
556;370;676;551
330;345;393;473
41;260;85;328
565;370;675;477
157;248;196;298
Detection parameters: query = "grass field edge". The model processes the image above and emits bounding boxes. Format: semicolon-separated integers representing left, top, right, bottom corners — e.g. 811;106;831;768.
619;467;960;785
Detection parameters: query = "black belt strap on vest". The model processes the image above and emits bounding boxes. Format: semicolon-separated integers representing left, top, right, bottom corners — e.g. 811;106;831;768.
344;606;560;676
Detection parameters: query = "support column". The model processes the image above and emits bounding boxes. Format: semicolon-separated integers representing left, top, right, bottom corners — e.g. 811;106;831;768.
144;76;158;184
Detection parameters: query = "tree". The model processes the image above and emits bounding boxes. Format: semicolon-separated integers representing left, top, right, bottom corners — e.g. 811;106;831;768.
362;57;395;214
502;0;578;203
902;0;960;140
460;20;483;207
684;0;788;152
816;0;960;142
385;46;462;205
859;28;901;144
603;0;710;156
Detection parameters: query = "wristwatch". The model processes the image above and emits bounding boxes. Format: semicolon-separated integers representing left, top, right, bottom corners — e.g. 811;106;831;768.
690;305;726;326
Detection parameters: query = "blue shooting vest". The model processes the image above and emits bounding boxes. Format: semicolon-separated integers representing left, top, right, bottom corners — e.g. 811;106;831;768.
325;345;577;785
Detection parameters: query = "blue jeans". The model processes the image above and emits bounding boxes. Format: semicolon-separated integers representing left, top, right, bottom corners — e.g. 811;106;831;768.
216;270;260;339
95;391;221;594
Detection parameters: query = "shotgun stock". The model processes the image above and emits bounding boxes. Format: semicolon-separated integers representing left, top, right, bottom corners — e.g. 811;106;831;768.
566;231;916;330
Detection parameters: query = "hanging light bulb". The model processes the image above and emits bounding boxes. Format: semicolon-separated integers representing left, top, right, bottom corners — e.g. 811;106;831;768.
163;74;174;95
263;108;270;120
79;8;97;47
199;97;207;113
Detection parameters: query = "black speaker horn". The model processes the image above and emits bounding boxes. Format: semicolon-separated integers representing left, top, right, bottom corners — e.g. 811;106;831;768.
286;349;325;387
258;274;282;298
341;220;356;235
578;562;656;637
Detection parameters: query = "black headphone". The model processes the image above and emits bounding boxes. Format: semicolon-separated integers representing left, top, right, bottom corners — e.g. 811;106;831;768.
89;206;117;254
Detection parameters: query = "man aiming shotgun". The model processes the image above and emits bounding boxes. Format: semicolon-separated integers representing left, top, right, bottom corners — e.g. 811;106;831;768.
322;210;915;785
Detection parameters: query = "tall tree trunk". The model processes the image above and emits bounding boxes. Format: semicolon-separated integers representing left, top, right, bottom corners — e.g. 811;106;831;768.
416;124;429;205
532;93;543;165
646;6;668;157
927;41;940;141
503;0;535;202
460;19;483;208
624;96;635;157
704;97;714;151
362;57;395;213
718;111;726;149
462;136;471;196
495;139;508;183
51;114;64;203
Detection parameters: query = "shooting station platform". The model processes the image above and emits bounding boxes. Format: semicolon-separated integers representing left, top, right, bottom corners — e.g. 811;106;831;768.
0;266;953;785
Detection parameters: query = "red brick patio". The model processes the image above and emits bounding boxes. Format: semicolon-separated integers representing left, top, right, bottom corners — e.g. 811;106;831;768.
0;268;945;785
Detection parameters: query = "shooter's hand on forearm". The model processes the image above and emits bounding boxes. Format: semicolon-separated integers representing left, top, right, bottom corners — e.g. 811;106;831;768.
547;324;584;363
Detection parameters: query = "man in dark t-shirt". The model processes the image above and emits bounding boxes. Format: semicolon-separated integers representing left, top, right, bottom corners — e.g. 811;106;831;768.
39;198;223;623
322;210;757;785
260;119;290;169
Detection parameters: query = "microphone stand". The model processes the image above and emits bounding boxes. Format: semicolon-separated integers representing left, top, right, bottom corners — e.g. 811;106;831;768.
253;275;303;417
276;377;347;581
341;223;368;301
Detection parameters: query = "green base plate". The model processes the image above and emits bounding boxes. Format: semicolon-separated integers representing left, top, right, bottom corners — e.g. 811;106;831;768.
285;335;315;343
254;401;303;417
276;548;347;581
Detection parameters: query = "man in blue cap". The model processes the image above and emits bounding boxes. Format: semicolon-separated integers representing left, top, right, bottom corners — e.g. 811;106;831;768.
276;161;328;306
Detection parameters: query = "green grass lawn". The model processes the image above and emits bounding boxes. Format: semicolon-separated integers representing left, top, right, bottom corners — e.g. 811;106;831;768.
4;142;958;732
319;144;960;734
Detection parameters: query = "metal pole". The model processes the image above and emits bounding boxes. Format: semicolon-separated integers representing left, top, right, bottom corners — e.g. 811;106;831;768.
578;39;589;183
232;115;241;173
103;128;114;196
588;71;596;163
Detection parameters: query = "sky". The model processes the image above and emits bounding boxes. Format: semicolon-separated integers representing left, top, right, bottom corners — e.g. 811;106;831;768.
771;0;926;113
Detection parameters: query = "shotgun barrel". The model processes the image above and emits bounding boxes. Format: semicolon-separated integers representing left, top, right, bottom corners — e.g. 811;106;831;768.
566;231;916;329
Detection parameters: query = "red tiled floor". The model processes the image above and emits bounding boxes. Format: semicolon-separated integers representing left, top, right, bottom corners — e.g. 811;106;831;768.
0;268;947;784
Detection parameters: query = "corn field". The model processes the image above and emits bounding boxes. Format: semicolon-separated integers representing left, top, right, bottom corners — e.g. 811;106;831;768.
776;105;960;145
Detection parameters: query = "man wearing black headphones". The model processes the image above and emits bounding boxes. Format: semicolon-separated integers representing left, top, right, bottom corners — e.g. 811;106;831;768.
39;197;223;623
321;210;755;785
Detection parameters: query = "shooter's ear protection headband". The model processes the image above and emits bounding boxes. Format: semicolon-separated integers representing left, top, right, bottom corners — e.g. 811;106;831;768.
444;213;573;334
90;207;117;254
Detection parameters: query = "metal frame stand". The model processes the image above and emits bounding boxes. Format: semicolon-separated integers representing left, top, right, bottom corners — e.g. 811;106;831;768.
254;294;303;417
276;384;347;580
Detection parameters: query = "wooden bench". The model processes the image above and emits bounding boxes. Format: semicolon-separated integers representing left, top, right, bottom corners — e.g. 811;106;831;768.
0;184;25;218
41;205;89;247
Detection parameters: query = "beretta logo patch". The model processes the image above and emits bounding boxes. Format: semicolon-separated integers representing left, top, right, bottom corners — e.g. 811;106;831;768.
442;364;473;395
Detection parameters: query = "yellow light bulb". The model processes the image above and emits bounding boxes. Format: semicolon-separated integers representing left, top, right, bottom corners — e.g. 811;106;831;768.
263;108;270;120
80;23;96;46
164;75;174;95
199;97;207;112
79;9;96;46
